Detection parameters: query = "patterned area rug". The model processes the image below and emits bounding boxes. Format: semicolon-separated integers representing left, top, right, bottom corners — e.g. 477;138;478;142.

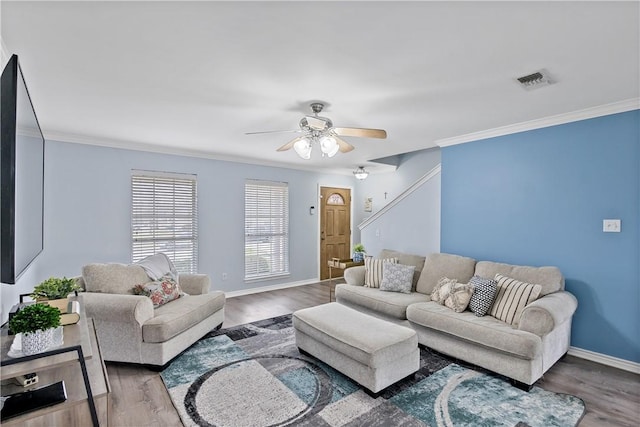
160;314;585;427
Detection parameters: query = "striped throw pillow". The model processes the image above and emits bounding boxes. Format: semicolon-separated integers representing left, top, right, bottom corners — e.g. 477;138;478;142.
364;257;398;288
489;274;542;326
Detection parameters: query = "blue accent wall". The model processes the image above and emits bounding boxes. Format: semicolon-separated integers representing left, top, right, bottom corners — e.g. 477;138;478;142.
441;110;639;362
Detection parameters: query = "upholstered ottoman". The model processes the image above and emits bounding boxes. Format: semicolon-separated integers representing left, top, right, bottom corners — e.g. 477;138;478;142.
292;302;419;395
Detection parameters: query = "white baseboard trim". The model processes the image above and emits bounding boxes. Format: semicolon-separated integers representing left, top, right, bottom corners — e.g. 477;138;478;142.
225;278;320;298
568;346;640;374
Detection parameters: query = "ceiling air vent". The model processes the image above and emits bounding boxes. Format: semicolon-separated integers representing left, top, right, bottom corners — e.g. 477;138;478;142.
516;69;553;90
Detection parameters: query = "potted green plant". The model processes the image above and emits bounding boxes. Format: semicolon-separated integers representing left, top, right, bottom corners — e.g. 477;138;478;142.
353;243;366;262
9;303;61;355
30;277;82;312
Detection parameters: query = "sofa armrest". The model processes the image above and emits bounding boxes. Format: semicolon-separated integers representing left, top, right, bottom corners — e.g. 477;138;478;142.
344;266;366;286
78;292;154;327
179;274;211;295
519;291;578;336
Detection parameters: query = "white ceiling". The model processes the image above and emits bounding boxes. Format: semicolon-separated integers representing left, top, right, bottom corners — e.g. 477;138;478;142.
2;1;639;175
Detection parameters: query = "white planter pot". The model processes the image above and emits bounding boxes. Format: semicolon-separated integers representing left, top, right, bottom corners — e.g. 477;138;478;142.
21;328;55;355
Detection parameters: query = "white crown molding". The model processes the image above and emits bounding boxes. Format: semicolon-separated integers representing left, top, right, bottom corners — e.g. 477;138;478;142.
358;163;441;230
44;130;397;176
569;346;640;374
437;98;640;148
224;278;319;298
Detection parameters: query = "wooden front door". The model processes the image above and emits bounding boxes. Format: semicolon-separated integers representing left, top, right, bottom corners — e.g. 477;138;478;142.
320;187;351;280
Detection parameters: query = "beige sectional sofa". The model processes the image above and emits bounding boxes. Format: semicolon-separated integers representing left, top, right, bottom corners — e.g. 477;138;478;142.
77;263;225;367
335;250;578;388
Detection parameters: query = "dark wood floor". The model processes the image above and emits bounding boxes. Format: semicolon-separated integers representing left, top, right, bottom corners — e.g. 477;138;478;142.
106;281;639;427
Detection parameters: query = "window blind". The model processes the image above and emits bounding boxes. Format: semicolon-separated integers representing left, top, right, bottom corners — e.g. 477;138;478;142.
131;171;198;274
244;180;289;280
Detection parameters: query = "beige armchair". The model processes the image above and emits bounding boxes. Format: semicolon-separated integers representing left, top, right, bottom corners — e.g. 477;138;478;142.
76;263;225;367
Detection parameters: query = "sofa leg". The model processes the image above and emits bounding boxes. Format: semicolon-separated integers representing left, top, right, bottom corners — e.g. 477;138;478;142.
511;379;533;392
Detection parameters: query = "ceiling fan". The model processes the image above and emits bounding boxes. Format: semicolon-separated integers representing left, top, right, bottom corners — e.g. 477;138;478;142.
246;102;387;159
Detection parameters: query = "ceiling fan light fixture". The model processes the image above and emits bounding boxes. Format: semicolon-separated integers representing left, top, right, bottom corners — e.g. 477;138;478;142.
353;166;369;180
319;136;339;157
294;138;312;160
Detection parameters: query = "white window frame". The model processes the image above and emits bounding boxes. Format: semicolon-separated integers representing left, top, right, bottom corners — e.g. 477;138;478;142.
244;179;289;281
131;170;198;274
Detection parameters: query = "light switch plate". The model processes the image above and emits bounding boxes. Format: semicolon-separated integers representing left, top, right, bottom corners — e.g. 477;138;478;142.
603;219;621;232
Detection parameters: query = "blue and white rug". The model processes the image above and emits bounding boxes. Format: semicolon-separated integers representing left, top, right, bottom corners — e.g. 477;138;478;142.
161;315;585;427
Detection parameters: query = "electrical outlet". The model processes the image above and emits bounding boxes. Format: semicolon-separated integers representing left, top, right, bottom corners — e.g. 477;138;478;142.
603;219;621;233
222;273;228;280
15;373;38;387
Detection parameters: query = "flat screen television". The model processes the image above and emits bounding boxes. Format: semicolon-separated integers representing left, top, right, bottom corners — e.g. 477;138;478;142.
1;54;45;284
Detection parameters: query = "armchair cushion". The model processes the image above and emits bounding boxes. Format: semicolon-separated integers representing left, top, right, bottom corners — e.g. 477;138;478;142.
143;291;225;343
82;263;149;294
178;274;211;295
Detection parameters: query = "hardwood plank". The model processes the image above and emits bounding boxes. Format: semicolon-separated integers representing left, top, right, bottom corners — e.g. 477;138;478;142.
106;281;639;426
106;363;181;427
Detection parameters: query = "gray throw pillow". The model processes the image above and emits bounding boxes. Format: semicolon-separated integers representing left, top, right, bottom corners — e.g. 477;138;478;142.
379;262;415;294
468;275;498;316
364;257;398;288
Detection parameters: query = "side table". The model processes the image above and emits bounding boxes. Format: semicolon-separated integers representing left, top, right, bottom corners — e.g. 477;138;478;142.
328;258;364;301
1;318;110;426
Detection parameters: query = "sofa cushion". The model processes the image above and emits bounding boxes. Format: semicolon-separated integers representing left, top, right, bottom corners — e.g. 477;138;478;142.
364;257;397;288
142;291;225;343
335;284;430;320
83;263;150;294
379;249;426;291
379;262;415;294
474;261;563;296
407;302;542;360
467;275;498;316
416;253;476;295
489;274;542;326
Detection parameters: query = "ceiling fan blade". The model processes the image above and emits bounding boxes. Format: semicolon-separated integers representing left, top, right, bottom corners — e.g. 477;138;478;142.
245;129;300;135
276;137;302;152
335;136;354;153
333;127;387;139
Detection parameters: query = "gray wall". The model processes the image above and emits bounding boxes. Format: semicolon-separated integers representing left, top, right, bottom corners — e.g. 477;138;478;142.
360;172;440;257
353;148;441;255
1;140;354;322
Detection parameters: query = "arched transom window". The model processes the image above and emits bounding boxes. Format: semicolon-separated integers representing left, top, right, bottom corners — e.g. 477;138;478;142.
327;193;345;205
